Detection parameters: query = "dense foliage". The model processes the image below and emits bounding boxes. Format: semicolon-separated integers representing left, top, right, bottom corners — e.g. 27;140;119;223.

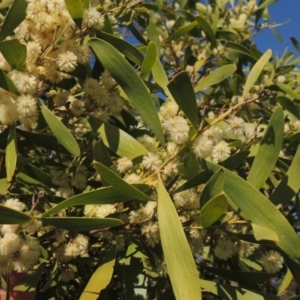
1;0;300;299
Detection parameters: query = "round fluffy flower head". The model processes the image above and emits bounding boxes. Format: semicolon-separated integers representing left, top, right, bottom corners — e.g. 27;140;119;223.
0;96;19;125
83;6;103;28
214;237;236;260
17;95;37;117
4;198;26;212
117;157;133;174
142;152;162;171
0;233;21;256
211;141;231;163
260;250;284;274
192;135;214;159
159;100;179;119
225;116;245;138
57;51;78;73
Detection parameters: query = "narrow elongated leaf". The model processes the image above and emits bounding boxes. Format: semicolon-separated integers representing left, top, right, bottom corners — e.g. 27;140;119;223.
252;223;279;242
140;41;156;78
93;122;148;159
14;263;46;292
202;266;272;284
64;0;83;28
0;205;32;224
200;168;225;207
0;0;13;9
277;82;300;99
276;96;300;119
97;31;144;66
80;245;116;300
41;184;150;217
243;49;272;98
168;21;198;41
277;269;293;296
94;162;153;202
206;161;300;260
226;42;257;61
39;101;80;156
152;57;175;100
0;39;26;70
93;139;112;167
270;145;300;206
194;65;236;93
90;39;165;146
0;178;10;195
247;106;284;189
41;217;123;231
195;16;217;49
157;176;201;300
6;124;17;182
200;193;228;228
168;71;198;128
0;69;19;94
146;19;160;55
291;36;300;52
201;279;280;299
0;0;27;41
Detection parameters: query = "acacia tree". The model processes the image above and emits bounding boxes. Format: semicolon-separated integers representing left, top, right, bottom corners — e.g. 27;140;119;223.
1;0;300;299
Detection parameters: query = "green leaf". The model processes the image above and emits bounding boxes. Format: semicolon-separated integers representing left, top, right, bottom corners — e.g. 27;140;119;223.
39;101;80;156
152;57;174;100
270;145;300;206
277;82;300;99
41;184;150;217
0;0;28;41
174;170;211;193
256;0;278;10
93;139;112;167
194;65;236;93
91;121;148;160
0;205;32;224
41;217;123;231
276;96;300;119
168;71;198;128
0;39;27;70
200;193;228;228
90;38;165;146
219;151;250;170
0;0;13;9
195;16;217;49
200;168;225;207
201;279;280;300
64;0;83;28
243;49;272;98
140;41;157;78
146;19;160;55
206;161;300;260
6;124;17;182
168;21;198;41
97;31;144;66
0;69;20;94
182;153;199;180
247;106;284;189
0;177;11;195
251;223;279;242
157;176;201;300
291;36;300;52
80;245;116;300
277;269;293;296
14;263;46;292
202;266;272;284
226;42;258;61
94;162;153;202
